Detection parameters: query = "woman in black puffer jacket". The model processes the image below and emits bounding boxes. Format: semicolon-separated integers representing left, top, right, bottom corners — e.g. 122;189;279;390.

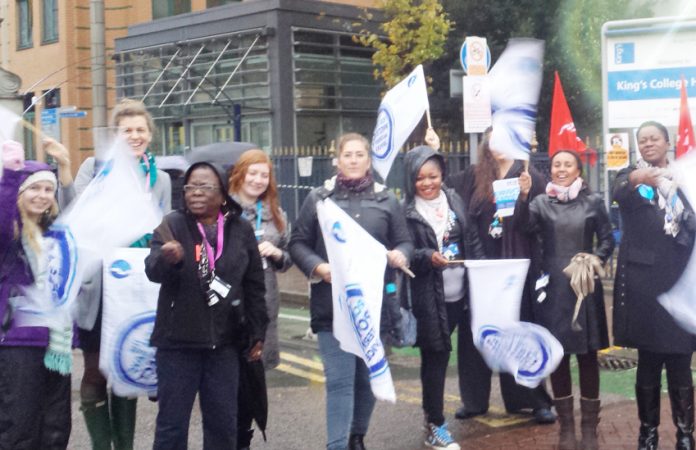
403;146;484;450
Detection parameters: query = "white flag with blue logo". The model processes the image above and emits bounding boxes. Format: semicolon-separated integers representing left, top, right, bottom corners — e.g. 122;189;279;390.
488;39;545;161
659;151;696;333
371;65;429;181
316;198;396;402
465;259;563;388
13;136;162;329
101;248;159;397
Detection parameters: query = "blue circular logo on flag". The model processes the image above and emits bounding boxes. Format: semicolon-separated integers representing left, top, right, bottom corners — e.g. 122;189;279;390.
110;260;132;279
371;106;395;160
44;225;78;307
113;313;158;390
478;324;551;380
332;221;347;243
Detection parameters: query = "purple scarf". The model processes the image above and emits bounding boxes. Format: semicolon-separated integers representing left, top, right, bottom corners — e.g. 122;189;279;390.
336;171;374;193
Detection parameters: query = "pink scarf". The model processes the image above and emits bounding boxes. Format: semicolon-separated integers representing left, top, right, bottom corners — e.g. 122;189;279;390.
546;177;583;202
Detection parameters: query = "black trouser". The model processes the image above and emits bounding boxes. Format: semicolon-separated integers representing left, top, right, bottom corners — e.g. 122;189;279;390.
420;301;462;426
154;346;240;450
0;346;71;450
457;307;552;412
636;349;693;388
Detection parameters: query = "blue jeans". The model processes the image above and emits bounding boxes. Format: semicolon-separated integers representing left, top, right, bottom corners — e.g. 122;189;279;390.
317;331;376;450
153;346;239;450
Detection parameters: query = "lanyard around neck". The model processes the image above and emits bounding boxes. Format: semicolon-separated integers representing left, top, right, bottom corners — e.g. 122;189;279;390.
196;212;224;271
255;200;263;231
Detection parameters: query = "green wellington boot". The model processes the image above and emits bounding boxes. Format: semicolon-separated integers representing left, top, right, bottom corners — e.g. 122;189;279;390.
81;399;113;450
110;393;137;450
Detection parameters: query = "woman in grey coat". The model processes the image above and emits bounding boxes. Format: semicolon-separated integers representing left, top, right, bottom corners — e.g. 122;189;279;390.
228;148;292;449
75;98;171;450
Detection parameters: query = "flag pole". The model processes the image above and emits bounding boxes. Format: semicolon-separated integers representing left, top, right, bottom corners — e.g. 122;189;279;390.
425;108;432;129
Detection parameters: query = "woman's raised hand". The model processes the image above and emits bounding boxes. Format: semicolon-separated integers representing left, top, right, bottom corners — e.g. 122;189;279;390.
518;170;532;200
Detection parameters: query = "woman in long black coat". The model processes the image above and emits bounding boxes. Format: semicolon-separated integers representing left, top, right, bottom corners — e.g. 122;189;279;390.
612;121;696;450
447;129;554;424
516;150;614;450
403;146;484;450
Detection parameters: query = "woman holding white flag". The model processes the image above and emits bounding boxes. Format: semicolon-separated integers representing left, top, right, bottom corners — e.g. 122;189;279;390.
289;133;412;450
447;129;555;424
612;120;696;450
516;149;614;450
0;139;75;448
403;145;484;450
74;98;171;450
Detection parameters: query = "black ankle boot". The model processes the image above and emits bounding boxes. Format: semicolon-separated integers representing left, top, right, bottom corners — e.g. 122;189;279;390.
636;385;660;450
348;433;366;450
669;386;695;450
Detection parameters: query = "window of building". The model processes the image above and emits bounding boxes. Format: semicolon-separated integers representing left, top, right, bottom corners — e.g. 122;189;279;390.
17;0;33;49
152;0;191;20
292;29;382;146
41;0;58;43
207;0;240;7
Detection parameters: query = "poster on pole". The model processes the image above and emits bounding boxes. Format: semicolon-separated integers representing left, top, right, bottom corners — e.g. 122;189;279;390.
463;76;492;133
605;132;630;170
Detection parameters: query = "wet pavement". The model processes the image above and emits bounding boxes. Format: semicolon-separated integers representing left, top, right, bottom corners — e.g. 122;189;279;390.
65;268;688;449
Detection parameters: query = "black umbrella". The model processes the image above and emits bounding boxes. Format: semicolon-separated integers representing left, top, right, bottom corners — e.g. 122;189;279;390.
185;141;257;172
238;357;268;441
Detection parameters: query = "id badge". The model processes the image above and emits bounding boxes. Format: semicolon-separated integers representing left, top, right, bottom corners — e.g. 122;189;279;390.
254;229;265;241
209;275;231;299
441;242;460;261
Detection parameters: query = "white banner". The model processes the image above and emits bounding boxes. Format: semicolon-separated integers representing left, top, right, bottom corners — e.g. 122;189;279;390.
658;151;696;333
488;39;545;161
14;137;162;329
100;248;159;397
465;259;563;388
372;65;429;181
316;198;395;402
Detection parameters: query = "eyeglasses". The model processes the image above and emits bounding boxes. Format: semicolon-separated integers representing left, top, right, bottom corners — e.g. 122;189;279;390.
183;184;219;193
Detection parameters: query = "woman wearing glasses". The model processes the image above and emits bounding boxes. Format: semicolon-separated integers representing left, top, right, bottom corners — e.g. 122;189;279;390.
146;162;268;449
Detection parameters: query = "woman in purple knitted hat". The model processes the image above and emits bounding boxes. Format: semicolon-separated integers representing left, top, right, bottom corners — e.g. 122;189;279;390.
0;138;75;449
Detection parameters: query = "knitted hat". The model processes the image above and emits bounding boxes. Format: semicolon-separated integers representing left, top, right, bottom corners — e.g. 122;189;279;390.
18;161;58;194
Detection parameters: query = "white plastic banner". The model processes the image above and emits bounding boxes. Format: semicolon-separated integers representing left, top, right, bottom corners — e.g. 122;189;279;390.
466;259;563;388
488;39;545;161
14;137;162;329
371;65;430;181
659;151;696;333
316;198;395;402
100;248;159;397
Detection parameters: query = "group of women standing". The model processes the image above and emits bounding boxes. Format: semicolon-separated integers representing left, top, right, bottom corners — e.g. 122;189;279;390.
2;111;695;450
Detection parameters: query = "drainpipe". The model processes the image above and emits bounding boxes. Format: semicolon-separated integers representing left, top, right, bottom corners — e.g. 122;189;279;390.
90;0;107;129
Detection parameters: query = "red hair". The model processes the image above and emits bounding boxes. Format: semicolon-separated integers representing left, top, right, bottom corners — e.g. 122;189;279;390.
228;149;286;232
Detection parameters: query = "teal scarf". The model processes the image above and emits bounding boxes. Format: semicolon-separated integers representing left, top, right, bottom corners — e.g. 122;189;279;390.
139;150;157;189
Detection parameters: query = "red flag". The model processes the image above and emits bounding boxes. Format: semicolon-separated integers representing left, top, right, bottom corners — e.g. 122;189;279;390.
548;72;596;165
676;76;695;159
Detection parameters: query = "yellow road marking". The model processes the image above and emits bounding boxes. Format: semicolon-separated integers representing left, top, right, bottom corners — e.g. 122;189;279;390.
275;363;326;383
280;352;324;371
599;345;623;354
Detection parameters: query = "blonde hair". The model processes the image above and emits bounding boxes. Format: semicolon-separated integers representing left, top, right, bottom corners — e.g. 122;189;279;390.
110;98;156;133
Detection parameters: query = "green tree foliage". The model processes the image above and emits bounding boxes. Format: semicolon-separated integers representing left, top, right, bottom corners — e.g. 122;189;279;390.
356;0;453;89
